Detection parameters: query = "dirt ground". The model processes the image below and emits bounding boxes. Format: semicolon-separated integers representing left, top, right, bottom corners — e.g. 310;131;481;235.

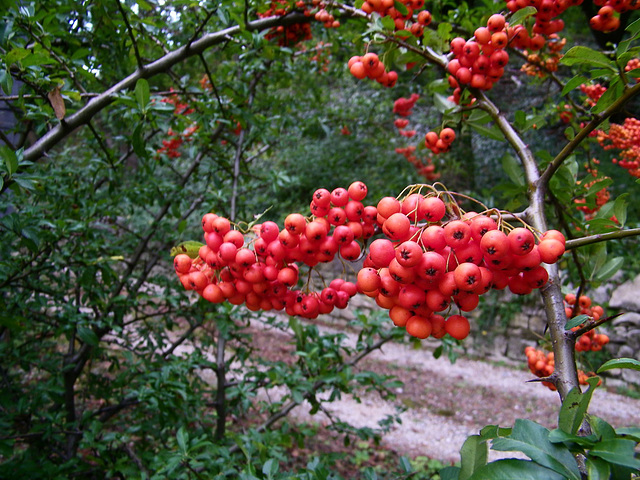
245;318;640;465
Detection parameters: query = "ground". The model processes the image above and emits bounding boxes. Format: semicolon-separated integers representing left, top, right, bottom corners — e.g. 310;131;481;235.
241;314;640;475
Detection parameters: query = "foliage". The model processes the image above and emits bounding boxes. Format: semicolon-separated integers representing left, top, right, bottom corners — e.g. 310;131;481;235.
0;0;640;478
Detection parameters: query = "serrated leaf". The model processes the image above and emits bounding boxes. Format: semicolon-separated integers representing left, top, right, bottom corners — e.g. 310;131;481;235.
597;357;640;373
468;459;566;479
459;435;488;480
560;46;616;71
564;314;590;330
509;6;537;26
562;75;588;96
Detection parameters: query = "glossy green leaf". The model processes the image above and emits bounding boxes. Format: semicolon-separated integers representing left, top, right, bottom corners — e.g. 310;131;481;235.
558;377;599;435
589;439;640;470
135;78;150;113
564;314;589;330
593;77;623;114
501;154;525;186
562;75;588;96
509;6;537;26
597;358;640;373
491;420;580;479
459;435;488;480
560;46;616;71
77;327;99;347
594;257;624;282
468;459;566;480
586;457;610;480
394;0;408;15
613;193;628;227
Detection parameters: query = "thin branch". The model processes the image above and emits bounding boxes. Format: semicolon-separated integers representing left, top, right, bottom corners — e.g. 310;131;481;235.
571;312;624;338
116;0;144;70
565;227;640;250
538;82;640;189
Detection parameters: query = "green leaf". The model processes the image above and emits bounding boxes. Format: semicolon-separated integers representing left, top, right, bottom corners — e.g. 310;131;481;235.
262;458;279;478
0;68;13;95
558;377;599;435
468;459;566;479
468;121;504;141
77;327;99;347
592;77;622;114
616;427;640;442
439;466;461;480
459;435;488;480
564;314;590;330
381;15;395;31
132;122;146;158
170;241;204;258
597;357;640;373
586;457;610;480
135;78;150;113
617;18;640;56
612;193;628;227
1;146;18;176
509;6;537;26
560;46;616;71
562;75;588;96
480;425;512;439
594;257;623;282
491;420;581;480
589;439;640;470
394;0;408;16
548;428;598;448
588;416;616;441
5;47;29;65
433;93;456;113
177;426;188;453
501;154;524;187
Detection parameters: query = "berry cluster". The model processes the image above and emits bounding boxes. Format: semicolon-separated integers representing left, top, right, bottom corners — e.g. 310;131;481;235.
589;1;640;32
353;187;566;340
580;83;607;107
348;53;398;87
391;95;441;181
359;0;431;38
520;34;567;78
596;117;640;178
174;182;380;318
424;128;456;155
625;58;640;81
446;14;510;99
524;347;600;391
258;0;312;46
574;165;611;219
564;293;610;352
393;94;420;116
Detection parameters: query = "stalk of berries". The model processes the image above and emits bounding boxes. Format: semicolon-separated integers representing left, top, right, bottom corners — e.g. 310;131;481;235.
355;185;566;341
173;181;378;319
349;52;398;87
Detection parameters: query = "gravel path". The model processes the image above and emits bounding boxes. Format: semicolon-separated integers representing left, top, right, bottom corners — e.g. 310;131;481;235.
247;317;640;464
